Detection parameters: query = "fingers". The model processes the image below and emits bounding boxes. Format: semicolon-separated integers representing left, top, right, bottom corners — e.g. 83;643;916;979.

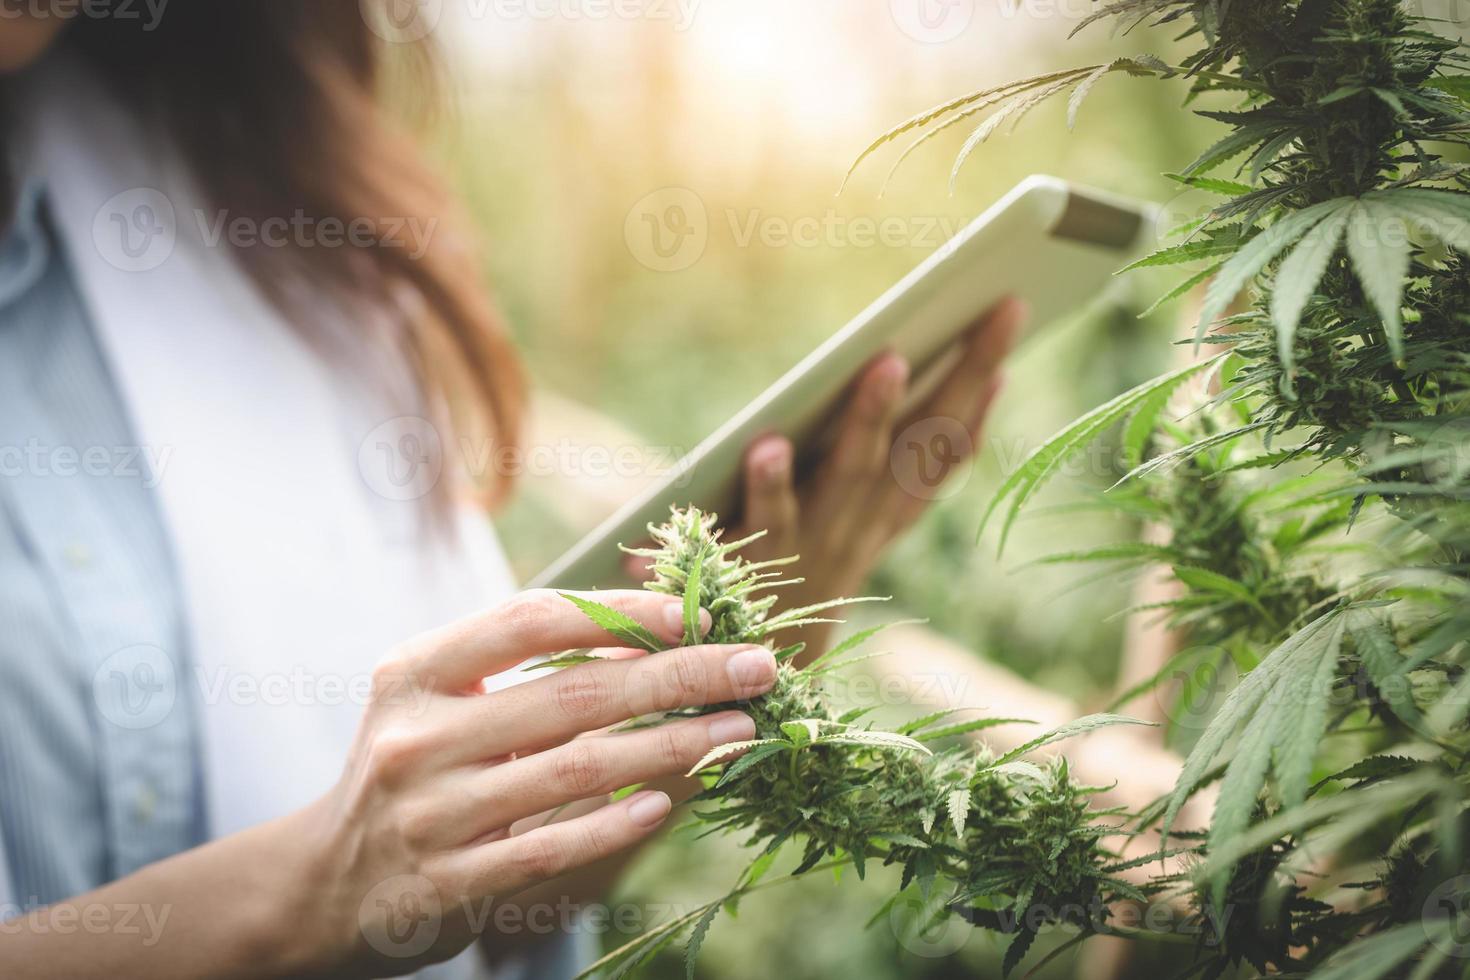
904;296;1024;435
880;372;1006;541
739;435;799;562
451;642;778;758
805;352;910;541
459;789;675;898
451;711;756;837
391;589;696;694
872;298;1024;538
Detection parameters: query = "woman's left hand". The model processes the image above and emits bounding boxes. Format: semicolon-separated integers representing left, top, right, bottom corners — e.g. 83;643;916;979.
622;297;1024;658
729;297;1025;657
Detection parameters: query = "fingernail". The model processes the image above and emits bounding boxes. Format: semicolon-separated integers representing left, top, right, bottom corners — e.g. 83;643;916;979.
627;790;672;828
1003;297;1030;329
877;359;909;403
708;712;756;744
662;602;711;638
761;444;791;484
726;646;776;695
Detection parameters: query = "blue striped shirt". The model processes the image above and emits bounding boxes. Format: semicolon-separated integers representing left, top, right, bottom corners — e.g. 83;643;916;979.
0;180;204;908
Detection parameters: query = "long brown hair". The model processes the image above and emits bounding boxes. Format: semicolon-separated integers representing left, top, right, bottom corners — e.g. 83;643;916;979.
70;1;524;510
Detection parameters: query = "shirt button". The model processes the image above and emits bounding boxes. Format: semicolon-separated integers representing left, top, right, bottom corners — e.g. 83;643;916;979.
63;542;93;569
133;783;158;824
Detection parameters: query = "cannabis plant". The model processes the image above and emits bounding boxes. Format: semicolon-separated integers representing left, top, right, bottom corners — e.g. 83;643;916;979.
837;0;1470;974
554;507;1149;978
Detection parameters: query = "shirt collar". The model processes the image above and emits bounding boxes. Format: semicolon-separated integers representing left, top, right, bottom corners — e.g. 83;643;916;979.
0;178;50;311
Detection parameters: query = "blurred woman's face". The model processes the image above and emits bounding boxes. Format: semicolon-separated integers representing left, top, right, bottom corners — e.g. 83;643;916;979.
0;18;67;73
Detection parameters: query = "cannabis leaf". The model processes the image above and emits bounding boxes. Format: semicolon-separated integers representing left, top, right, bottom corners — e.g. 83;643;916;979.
558;593;664;652
1163;609;1348;896
979;355;1225;554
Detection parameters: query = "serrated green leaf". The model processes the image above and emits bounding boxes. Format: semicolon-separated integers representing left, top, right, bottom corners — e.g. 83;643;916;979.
1194;198;1351;346
781;720;821;747
686;739;787;777
917;717;1037;742
842;66;1098;193
1138;262;1223;319
1164;610;1345;850
1067;63;1112;129
819;730;933;755
991;713;1152;767
559;593;664;653
806;619;923;673
684;903;719;980
1120;238;1238;272
1270;204;1349;372
978;355;1226;555
951;78;1079;192
1002;928;1038;978
947;787;972;837
1345;200;1411;361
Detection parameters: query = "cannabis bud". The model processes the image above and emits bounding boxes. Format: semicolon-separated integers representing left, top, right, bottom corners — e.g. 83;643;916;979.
557;507;1146;978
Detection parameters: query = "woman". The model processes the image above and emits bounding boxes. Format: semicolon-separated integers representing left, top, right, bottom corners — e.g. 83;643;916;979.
0;4;1019;977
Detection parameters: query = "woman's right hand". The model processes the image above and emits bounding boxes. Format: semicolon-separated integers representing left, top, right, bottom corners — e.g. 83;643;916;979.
288;588;776;977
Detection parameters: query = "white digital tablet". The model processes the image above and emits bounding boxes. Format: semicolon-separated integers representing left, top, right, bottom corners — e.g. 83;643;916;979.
529;175;1157;589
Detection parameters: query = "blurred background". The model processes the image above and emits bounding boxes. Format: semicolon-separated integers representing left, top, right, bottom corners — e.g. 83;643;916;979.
419;1;1224;975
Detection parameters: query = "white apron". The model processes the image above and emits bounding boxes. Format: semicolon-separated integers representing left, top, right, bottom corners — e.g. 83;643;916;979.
6;51;533;979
